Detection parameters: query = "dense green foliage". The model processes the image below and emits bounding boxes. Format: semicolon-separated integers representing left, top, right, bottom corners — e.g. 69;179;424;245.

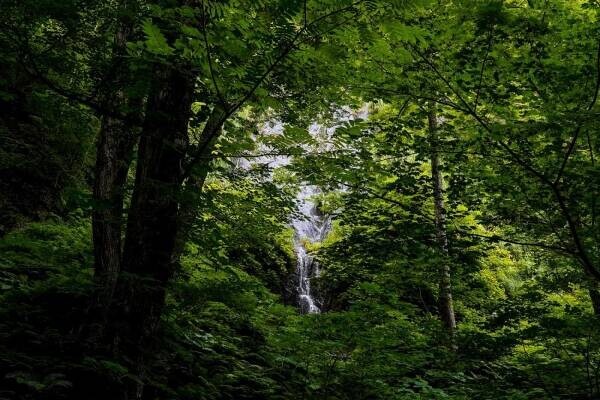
2;0;600;399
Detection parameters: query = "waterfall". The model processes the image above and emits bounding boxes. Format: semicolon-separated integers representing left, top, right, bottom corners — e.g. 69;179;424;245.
292;185;331;314
232;125;330;314
241;106;366;314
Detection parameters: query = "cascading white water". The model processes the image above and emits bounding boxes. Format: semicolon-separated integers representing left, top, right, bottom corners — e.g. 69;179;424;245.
292;185;331;314
239;106;366;314
232;124;329;314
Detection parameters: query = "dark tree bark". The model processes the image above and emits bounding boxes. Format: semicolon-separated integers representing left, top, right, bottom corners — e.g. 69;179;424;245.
93;115;136;296
122;64;193;281
172;104;226;260
93;1;139;301
113;65;194;399
590;288;600;316
428;109;457;344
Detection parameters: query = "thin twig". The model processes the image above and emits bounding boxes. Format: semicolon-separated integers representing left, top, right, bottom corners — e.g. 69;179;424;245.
474;27;494;112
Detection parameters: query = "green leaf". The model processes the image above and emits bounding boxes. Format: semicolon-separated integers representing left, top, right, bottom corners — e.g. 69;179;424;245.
142;20;174;56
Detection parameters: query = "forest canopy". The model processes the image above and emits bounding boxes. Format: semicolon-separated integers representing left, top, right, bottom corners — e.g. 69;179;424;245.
1;0;600;399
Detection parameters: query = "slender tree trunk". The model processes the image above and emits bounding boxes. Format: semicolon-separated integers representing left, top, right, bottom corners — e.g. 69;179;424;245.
93;2;138;302
428;109;457;344
114;65;194;399
589;287;600;316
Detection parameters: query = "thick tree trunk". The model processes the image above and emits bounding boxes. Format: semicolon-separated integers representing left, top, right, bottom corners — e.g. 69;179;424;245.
93;3;138;301
428;109;457;344
172;105;226;261
114;65;194;399
93;116;135;296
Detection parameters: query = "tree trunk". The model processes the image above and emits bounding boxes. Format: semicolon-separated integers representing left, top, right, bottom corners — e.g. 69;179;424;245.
428;109;457;344
115;65;194;399
92;2;138;301
93;116;136;296
590;287;600;316
172;104;226;261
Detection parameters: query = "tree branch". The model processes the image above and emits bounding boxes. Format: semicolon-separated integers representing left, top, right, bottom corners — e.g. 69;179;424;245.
554;39;600;185
463;231;574;255
201;1;229;111
411;43;600;281
474;27;494;112
18;37;141;125
184;1;365;176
